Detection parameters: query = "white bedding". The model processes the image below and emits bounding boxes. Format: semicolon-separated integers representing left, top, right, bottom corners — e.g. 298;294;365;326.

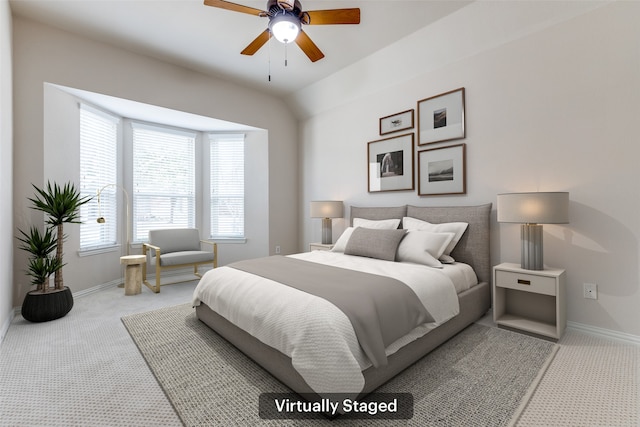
440;262;478;294
192;251;476;394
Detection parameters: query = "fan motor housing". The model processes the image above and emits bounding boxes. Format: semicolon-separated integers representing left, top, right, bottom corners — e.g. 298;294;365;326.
268;0;302;16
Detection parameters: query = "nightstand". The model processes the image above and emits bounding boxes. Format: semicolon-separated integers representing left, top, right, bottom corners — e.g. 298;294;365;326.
309;243;334;252
493;262;566;340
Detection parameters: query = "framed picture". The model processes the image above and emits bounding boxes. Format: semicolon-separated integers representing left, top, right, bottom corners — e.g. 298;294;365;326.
418;143;466;196
417;87;465;145
379;109;414;135
367;133;415;193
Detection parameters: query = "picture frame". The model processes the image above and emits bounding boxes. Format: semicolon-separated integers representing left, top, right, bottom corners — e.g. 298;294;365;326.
379;109;414;135
417;87;465;145
418;143;466;196
367;133;415;193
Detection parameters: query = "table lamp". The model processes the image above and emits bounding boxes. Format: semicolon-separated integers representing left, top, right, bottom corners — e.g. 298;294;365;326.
497;192;569;270
310;201;344;245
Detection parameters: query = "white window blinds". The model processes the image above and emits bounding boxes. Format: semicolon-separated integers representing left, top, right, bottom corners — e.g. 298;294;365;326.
79;104;119;250
132;123;196;242
210;134;245;239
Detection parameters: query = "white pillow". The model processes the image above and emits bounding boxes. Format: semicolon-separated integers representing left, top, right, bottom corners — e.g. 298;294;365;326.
396;231;455;267
353;218;401;230
331;227;355;252
402;217;468;257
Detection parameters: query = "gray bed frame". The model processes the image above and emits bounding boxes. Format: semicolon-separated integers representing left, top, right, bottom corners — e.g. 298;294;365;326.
196;204;492;397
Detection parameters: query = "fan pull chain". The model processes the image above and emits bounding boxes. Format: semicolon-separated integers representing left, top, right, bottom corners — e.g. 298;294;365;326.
268;32;272;82
285;42;288;67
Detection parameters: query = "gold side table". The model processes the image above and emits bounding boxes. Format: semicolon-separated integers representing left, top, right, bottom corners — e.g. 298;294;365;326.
120;255;146;296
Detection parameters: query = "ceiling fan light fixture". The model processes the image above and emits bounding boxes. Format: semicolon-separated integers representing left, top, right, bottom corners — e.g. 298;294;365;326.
269;13;300;44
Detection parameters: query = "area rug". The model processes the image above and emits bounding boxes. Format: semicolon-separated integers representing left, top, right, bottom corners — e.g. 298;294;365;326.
122;304;558;427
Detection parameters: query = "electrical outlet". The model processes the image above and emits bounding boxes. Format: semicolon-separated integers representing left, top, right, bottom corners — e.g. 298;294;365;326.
583;283;598;299
275;245;281;254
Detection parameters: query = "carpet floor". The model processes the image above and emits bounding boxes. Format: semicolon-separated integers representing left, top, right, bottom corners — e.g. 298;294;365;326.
2;282;637;426
122;303;557;426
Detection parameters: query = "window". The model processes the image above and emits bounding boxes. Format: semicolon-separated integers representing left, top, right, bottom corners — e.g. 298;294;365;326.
210;134;245;239
132;123;196;242
79;104;119;250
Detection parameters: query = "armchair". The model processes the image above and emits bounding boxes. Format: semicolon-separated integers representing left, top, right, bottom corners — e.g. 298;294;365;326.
142;228;217;293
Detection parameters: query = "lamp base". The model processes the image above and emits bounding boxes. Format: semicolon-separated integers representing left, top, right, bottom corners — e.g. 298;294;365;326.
321;218;332;245
521;224;543;270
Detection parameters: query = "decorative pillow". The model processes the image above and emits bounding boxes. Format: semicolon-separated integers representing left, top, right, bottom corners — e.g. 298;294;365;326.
344;227;406;261
353;217;401;230
331;227;355;252
396;231;455;267
402;217;468;257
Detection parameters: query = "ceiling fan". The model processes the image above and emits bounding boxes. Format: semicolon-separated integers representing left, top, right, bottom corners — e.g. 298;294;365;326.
203;0;360;62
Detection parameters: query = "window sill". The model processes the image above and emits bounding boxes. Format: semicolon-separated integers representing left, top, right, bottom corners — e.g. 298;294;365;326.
210;238;247;244
78;245;121;257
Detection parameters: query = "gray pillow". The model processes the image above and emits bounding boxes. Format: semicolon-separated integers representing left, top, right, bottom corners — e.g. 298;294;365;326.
344;227;406;261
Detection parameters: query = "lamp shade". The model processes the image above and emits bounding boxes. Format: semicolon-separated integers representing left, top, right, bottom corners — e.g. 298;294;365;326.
497;192;569;224
310;201;344;219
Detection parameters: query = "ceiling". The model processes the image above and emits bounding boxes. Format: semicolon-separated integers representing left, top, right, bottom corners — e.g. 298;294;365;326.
10;0;472;97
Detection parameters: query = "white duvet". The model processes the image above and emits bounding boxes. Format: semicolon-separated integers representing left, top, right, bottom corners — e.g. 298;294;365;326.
192;251;466;394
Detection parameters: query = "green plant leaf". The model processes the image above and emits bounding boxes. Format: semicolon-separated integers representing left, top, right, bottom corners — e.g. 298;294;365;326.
28;181;92;226
16;226;57;258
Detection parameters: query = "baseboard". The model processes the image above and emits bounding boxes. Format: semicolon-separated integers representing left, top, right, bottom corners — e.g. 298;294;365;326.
567;321;640;346
73;278;122;299
73;267;210;298
1;309;15;346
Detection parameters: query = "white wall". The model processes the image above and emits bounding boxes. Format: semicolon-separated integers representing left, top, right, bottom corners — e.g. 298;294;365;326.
12;17;298;306
0;0;14;342
296;2;640;337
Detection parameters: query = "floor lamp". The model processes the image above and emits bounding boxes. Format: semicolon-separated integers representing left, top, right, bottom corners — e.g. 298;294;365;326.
96;184;131;256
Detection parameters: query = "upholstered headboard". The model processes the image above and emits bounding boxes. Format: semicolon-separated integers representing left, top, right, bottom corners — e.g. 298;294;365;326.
349;204;492;284
350;206;407;225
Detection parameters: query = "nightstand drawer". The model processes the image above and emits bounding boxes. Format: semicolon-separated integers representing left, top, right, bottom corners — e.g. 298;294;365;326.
495;270;556;296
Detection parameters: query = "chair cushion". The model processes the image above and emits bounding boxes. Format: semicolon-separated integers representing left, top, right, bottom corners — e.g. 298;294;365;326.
151;250;215;267
148;229;201;254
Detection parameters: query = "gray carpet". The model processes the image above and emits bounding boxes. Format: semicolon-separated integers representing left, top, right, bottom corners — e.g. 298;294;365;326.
122;304;557;427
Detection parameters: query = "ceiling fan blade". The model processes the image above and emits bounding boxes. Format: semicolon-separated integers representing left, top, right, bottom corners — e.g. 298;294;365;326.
304;8;360;25
295;31;325;62
203;0;265;16
241;30;271;56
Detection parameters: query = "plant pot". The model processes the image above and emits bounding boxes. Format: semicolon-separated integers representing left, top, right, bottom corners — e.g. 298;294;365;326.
21;287;73;323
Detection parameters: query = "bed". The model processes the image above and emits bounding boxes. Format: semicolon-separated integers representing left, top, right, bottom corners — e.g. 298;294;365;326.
193;204;491;398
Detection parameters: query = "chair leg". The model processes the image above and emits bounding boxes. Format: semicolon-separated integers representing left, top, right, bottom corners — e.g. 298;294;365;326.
142;276;160;294
194;264;203;279
141;245;161;294
154;266;161;293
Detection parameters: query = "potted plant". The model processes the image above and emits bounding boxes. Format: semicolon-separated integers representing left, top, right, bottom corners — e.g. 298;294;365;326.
18;181;91;322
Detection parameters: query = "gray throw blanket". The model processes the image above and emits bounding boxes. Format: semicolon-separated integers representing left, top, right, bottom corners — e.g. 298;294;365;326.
228;256;434;367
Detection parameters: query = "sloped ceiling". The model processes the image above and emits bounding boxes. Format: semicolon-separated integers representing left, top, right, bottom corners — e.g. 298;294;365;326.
9;0;472;97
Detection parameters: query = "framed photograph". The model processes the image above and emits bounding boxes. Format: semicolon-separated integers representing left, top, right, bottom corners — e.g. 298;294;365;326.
379;109;414;135
368;133;415;193
418;143;466;196
417;87;465;145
